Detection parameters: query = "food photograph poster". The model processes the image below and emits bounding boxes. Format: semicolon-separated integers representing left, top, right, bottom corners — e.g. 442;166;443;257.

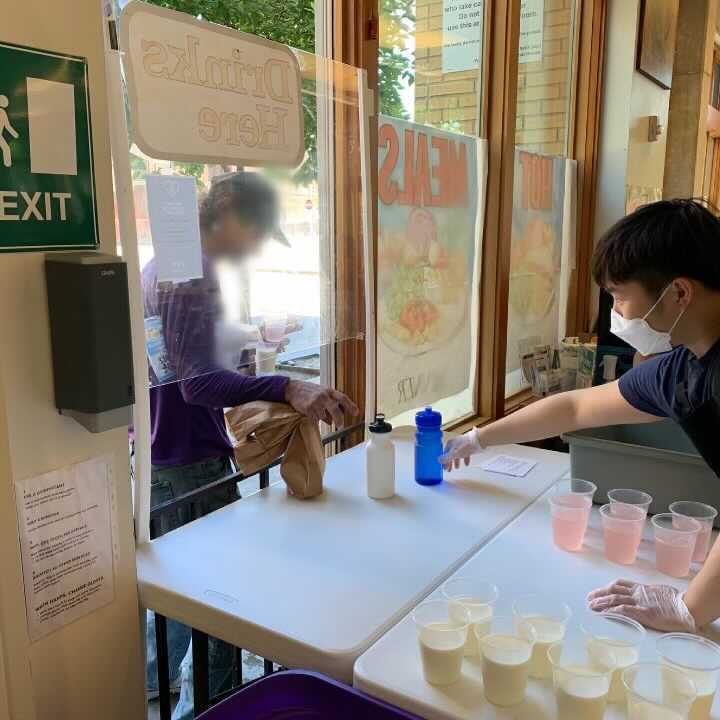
505;150;570;393
377;115;485;421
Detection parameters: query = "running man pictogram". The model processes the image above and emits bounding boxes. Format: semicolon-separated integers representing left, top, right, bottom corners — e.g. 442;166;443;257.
0;94;19;168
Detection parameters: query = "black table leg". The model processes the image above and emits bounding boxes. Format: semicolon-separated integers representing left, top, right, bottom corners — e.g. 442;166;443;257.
154;613;172;720
192;629;210;716
232;646;243;687
259;468;270;490
264;658;274;676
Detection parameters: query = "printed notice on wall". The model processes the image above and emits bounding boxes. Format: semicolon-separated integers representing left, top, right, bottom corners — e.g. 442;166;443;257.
442;0;544;73
15;455;116;642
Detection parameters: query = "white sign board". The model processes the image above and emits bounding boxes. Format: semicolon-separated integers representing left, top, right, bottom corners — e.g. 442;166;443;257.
442;0;545;73
120;1;305;167
15;456;116;642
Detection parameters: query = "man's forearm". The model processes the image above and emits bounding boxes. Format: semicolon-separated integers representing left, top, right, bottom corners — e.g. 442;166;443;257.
476;382;659;448
684;535;720;627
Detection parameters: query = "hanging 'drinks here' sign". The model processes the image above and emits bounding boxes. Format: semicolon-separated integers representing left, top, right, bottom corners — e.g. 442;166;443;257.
120;1;305;168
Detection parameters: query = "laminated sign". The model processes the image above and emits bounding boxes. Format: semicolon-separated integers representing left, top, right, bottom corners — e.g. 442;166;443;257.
120;1;305;168
0;42;98;252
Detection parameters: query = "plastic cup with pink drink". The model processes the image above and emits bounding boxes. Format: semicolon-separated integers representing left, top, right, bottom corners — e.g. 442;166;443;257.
599;503;646;565
669;501;718;564
549;479;597;552
607;488;653;516
652;513;702;578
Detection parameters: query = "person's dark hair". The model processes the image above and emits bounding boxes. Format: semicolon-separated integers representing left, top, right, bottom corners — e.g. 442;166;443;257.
591;198;720;295
198;171;280;236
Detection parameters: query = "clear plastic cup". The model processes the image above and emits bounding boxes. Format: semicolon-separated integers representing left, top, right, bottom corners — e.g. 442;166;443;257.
581;612;646;703
548;635;617;720
669;502;718;564
623;662;697;719
608;488;653;516
263;313;288;343
657;633;720;720
600;503;646;565
476;614;536;707
442;577;499;657
652;514;702;578
412;600;469;685
513;594;572;679
549;479;597;552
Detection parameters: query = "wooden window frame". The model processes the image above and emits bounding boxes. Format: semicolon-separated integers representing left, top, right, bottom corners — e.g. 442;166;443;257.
332;0;607;438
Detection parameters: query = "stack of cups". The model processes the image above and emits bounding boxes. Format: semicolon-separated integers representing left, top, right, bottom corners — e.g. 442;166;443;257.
549;479;597;552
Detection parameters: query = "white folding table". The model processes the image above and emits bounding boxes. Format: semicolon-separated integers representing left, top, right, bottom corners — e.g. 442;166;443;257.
136;433;569;683
354;488;720;719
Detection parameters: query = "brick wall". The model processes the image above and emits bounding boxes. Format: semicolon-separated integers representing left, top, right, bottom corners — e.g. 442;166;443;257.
414;0;574;155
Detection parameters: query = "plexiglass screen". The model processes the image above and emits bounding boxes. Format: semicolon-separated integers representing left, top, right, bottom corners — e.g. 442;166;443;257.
117;11;367;391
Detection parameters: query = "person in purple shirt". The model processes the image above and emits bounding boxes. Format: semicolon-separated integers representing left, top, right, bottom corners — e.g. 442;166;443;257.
143;171;358;714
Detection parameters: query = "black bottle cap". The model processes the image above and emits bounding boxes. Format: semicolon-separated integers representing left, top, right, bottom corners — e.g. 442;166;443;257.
369;413;393;434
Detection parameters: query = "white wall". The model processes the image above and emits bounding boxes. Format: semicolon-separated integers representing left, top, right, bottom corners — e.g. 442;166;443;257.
0;2;144;719
591;0;672;319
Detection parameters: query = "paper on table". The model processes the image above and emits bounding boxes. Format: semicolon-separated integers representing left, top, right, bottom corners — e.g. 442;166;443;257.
146;174;204;283
480;455;537;477
14;455;116;642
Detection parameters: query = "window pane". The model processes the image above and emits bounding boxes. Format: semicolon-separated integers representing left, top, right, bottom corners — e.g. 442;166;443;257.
377;0;486;426
505;0;578;399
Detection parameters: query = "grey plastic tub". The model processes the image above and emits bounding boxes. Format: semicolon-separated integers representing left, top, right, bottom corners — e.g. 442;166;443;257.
563;420;719;526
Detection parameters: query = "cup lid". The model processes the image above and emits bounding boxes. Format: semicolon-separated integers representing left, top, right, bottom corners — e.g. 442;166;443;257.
369;413;393;434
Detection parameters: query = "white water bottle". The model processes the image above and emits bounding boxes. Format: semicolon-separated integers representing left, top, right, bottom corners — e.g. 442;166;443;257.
366;414;395;499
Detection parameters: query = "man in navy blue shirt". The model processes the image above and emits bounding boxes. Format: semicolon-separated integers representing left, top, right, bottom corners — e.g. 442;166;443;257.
442;199;720;635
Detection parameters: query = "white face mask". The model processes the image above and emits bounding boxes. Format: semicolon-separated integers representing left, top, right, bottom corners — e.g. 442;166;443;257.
610;284;686;356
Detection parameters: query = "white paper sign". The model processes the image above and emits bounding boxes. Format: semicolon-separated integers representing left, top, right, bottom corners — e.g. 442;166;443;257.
442;1;484;74
120;1;304;167
146;174;204;283
480;455;537;477
519;0;544;64
15;456;116;642
442;0;544;73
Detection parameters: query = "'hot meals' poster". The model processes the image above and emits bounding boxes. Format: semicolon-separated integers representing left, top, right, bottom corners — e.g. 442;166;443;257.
377;115;484;420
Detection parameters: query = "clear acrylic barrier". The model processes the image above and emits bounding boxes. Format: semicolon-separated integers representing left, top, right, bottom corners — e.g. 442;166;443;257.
116;37;368;389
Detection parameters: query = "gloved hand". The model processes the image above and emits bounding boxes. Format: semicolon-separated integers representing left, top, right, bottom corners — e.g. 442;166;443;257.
587;579;696;633
439;428;484;471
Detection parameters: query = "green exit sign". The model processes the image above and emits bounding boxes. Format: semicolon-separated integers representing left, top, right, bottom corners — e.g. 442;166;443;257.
0;42;98;252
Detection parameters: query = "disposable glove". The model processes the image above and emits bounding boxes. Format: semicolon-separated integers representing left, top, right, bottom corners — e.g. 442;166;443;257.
439;429;484;471
587;579;695;633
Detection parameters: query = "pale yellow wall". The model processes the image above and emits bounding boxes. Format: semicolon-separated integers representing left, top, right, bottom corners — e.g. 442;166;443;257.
0;2;144;719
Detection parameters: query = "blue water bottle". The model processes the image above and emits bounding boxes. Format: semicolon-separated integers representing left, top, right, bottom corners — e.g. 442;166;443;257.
415;407;443;486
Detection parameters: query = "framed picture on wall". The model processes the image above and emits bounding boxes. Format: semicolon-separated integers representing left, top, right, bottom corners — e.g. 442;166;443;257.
636;0;679;90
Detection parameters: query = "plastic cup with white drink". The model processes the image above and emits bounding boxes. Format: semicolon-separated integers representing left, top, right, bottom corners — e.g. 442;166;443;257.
412;600;469;685
623;662;697;719
476;614;537;707
548;634;617;720
513;594;572;679
657;633;720;720
581;612;646;703
442;577;498;656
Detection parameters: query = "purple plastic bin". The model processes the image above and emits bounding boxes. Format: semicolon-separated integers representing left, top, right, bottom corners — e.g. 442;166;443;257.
196;670;422;720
